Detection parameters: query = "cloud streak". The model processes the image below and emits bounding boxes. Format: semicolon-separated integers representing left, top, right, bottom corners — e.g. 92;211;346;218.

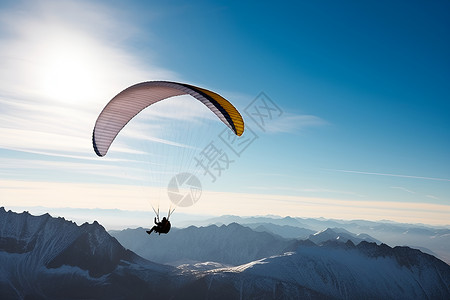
390;186;416;194
256;113;328;134
247;185;365;197
325;169;450;182
0;0;176;160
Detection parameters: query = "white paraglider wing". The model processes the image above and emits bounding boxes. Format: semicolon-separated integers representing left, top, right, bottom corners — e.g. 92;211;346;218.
92;81;244;157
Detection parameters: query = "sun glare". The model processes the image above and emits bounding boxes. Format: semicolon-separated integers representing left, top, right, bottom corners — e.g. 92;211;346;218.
38;42;98;105
41;53;87;101
28;20;111;107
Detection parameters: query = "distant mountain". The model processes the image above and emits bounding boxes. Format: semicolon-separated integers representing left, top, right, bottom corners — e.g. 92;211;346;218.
0;208;177;299
110;223;297;266
309;227;381;245
312;220;450;264
245;223;315;239
178;215;309;229
180;240;450;299
180;214;450;264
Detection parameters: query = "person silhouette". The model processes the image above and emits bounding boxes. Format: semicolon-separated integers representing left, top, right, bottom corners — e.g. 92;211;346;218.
147;216;171;235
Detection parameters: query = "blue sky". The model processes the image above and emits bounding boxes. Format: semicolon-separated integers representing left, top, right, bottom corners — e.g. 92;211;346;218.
0;0;449;227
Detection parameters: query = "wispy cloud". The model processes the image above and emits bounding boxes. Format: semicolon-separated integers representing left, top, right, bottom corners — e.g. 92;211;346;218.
390;186;416;194
0;156;172;183
0;0;176;160
248;185;365;197
259;113;328;134
325;169;450;182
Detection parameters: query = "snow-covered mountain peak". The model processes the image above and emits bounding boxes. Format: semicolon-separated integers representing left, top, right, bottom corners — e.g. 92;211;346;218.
0;208;180;299
0;208;162;277
187;241;450;299
309;227;380;245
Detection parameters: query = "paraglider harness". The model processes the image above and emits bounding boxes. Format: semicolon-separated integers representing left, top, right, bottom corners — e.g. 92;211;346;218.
146;206;174;235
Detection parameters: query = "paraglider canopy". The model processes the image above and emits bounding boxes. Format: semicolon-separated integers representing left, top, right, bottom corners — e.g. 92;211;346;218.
92;81;244;157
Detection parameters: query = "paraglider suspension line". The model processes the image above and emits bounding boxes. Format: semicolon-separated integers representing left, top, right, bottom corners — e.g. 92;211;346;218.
152;204;176;221
152;205;160;222
168;205;176;220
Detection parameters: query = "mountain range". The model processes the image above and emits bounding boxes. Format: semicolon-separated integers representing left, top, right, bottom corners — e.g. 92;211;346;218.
1;207;449;299
179;214;450;264
109;224;381;266
110;223;297;266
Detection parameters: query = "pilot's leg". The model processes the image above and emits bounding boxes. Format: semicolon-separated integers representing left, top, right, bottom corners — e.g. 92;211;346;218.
146;226;156;235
